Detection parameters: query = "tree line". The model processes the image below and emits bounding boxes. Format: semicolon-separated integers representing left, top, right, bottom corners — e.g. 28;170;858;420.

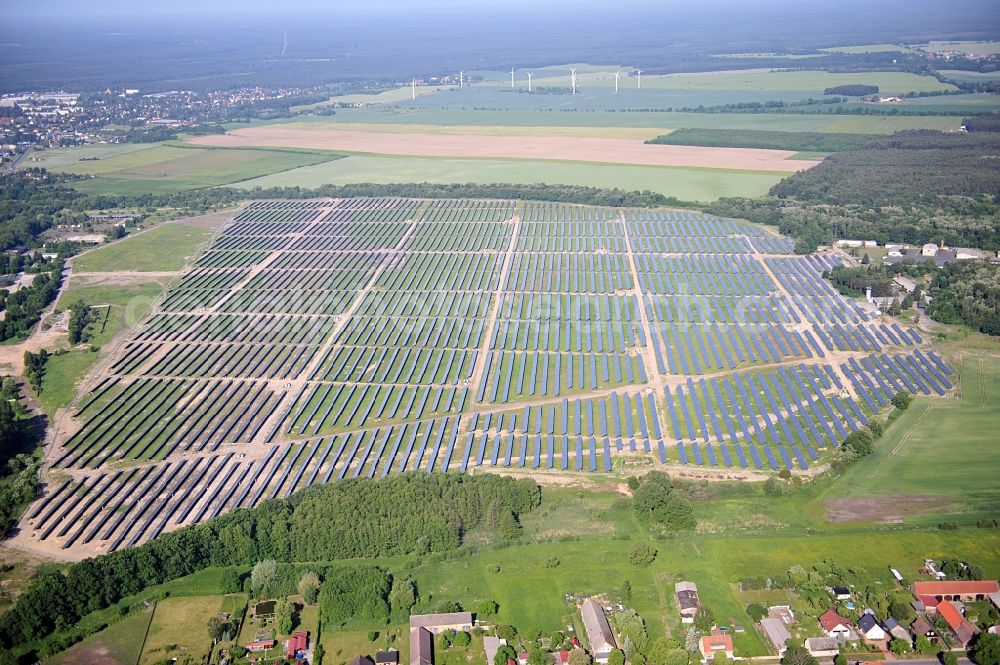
707;131;1000;255
925;260;1000;335
770;131;1000;206
646;129;882;153
0;472;541;651
0;257;63;342
0;375;37;536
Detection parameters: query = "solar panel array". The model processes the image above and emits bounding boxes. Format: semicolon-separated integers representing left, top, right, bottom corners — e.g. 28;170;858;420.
21;198;952;556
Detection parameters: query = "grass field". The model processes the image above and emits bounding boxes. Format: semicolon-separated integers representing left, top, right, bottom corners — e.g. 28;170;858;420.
250;122;669;139
374;70;956;113
603;70;953;94
819;349;1000;519
296;83;458;110
59;277;171;311
452;67;952;95
46;608;153;665
42;144;341;195
231;153;786;201
937;70;1000;83
140;596;234;665
48;523;1000;665
923;40;1000;57
38;348;103;417
820;44;919;54
72;222;216;273
37;279;167;417
306;108;961;133
18;143;156;170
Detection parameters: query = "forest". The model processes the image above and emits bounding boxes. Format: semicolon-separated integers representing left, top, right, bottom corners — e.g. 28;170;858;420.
0;473;541;651
822;84;879;96
708;130;1000;255
770;131;1000;206
646;129;881;152
925;261;1000;335
0;376;36;537
0;256;63;342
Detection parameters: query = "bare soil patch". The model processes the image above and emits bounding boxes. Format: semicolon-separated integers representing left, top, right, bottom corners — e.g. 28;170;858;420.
171;209;238;230
190;127;819;172
824;495;957;523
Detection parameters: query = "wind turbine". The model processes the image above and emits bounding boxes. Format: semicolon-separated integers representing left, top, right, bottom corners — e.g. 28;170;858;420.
411;78;416;100
511;68;515;89
570;67;577;95
527;72;534;92
614;68;621;93
459;70;464;88
636;68;643;89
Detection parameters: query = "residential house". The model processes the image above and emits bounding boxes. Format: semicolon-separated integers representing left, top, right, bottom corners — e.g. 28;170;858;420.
938;601;979;648
676;582;700;624
759;618;791;656
819;609;853;641
376;650;400;665
913;580;1000;603
409;612;473;665
245;639;276;652
831;587;852;601
286;631;309;660
349;657;375;665
549;652;571;665
804;637;840;658
909;616;936;643
858;614;886;641
699;629;734;661
884;618;910;642
892;277;916;294
581;598;618;664
411;627;433;665
918;596;941;615
410;612;475;634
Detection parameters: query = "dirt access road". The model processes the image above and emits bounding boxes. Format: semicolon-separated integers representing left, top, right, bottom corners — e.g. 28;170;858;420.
191;127;820;172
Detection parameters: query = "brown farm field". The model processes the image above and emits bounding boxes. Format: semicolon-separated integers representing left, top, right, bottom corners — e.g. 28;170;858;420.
190;126;819;172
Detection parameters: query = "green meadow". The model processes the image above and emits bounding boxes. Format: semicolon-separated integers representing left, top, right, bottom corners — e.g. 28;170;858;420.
36;278;169;416
72;221;216;273
297;108;961;133
45;607;153;665
231;154;786;202
34;143;342;195
819;349;1000;519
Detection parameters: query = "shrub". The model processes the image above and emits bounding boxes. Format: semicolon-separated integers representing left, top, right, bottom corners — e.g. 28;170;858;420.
628;543;657;566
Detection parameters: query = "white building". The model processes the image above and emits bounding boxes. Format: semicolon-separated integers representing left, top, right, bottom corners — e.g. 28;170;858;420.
580;599;617;664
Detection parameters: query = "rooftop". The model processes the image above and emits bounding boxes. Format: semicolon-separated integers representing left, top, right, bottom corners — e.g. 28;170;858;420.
580;599;617;655
914;580;1000;596
410;612;474;628
759;618;791;648
819;609;851;632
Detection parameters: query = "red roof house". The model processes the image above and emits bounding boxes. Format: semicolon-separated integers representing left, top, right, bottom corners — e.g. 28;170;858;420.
246;639;276;652
819;609;852;639
286;631;309;659
699;629;734;660
913;580;999;602
938;601;979;647
919;595;941;613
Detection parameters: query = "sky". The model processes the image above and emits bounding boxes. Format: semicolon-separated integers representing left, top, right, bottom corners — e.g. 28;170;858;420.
12;0;991;18
8;0;589;17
